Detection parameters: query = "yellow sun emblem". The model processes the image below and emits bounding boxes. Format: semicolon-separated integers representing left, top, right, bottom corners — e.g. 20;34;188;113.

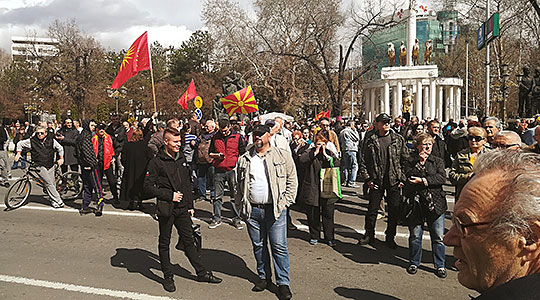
120;45;135;71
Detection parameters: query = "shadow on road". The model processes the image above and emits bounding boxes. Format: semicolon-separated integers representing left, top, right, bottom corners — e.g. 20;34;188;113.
334;287;401;299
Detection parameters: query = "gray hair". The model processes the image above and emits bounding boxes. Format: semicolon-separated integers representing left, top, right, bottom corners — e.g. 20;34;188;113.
473;150;540;241
34;125;46;132
484;116;503;131
495;130;522;145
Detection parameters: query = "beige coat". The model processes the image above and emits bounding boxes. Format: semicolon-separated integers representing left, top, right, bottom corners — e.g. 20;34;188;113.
235;145;297;220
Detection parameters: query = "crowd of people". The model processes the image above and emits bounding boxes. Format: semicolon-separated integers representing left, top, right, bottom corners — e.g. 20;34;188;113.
1;110;540;299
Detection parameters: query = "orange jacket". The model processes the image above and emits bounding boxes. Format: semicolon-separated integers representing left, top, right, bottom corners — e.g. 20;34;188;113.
92;133;115;170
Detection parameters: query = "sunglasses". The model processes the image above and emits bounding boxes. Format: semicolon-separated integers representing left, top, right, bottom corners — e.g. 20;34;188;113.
467;135;485;142
452;217;491;238
36;132;46;135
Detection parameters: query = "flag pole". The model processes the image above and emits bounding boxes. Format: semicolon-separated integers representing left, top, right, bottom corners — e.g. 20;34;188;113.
147;32;157;113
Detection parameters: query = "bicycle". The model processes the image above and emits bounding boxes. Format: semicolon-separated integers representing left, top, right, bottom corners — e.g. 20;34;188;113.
4;160;83;209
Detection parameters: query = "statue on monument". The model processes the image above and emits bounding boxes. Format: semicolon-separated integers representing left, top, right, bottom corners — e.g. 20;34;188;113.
532;68;540;116
412;38;420;66
424;39;433;65
518;67;533;117
399;41;407;66
387;43;395;67
402;89;413;121
213;71;247;120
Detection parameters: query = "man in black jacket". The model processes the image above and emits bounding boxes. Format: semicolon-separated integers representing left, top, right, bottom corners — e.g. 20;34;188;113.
106;115;126;181
358;113;409;248
76;120;104;216
144;128;222;292
56;118;79;173
427;120;451;168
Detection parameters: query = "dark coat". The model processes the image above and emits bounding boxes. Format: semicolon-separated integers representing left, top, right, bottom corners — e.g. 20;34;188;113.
106;123;126;155
120;141;153;202
57;127;79;165
430;134;451;168
144;148;194;216
291;142;310;200
76;120;98;169
297;147;340;206
474;273;540;300
403;153;447;222
359;130;409;186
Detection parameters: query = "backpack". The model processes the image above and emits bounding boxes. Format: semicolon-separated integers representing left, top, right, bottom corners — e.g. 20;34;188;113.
197;139;214;164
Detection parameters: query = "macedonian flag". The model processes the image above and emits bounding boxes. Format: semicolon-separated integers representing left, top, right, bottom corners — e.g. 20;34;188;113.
220;85;258;116
111;32;151;89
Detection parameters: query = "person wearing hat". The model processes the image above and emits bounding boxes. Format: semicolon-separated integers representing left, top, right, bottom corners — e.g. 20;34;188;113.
358;113;409;248
235;124;297;299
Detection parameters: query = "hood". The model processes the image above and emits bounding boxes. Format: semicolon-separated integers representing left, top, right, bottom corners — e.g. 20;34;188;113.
450;127;467;139
81;119;93;132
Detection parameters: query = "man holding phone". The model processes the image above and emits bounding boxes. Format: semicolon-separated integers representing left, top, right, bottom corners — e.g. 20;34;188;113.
145;128;222;292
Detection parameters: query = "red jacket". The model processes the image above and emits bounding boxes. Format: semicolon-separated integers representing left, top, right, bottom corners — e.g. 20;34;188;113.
92;133;115;170
211;132;243;171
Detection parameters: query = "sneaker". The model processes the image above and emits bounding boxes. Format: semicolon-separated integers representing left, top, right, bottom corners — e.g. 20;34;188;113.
435;268;447;278
327;240;336;247
278;285;292;300
79;207;93;215
309;239;318;245
407;265;418;275
358;235;374;246
252;278;267;292
233;219;244;230
385;238;398;249
348;183;360;188
0;181;9;188
197;271;222;284
163;277;176;292
53;203;64;209
208;220;222;229
95;205;103;217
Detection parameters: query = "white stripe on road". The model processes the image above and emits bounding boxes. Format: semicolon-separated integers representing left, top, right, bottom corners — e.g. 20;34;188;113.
0;204;435;241
0;274;183;300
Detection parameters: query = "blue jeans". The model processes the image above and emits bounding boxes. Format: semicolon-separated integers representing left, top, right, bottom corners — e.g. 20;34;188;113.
197;164;214;199
212;170;239;222
246;205;290;286
408;213;446;269
341;150;358;184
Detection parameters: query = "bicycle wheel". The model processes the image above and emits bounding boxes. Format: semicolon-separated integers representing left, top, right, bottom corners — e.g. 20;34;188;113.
56;171;83;200
4;179;31;209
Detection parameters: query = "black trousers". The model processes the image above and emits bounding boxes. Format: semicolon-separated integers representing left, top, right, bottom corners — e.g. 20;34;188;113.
98;167;118;201
61;164;78;173
306;199;335;241
158;209;206;279
364;183;401;239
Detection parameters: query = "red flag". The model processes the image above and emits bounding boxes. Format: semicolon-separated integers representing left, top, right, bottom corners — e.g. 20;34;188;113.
324;110;331;119
111;32;151;89
314;110;331;122
220;86;258;115
177;79;197;109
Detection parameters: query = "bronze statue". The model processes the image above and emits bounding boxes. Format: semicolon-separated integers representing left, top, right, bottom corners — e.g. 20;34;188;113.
399;41;407;66
387;43;395;67
213;71;247;120
402;89;413;121
532;68;540;115
424;39;433;65
518;67;533;117
412;39;419;66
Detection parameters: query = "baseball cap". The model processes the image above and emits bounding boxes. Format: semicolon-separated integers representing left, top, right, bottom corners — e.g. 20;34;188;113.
375;113;391;123
264;119;276;127
252;124;270;135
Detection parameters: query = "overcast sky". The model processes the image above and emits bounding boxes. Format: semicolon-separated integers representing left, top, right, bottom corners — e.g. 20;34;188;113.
0;0;436;54
0;0;254;52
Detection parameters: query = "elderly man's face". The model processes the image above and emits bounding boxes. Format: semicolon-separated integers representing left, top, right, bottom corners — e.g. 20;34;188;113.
492;135;521;150
443;171;522;292
484;120;499;140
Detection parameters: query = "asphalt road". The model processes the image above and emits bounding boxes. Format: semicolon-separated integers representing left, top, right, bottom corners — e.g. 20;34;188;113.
0;167;478;300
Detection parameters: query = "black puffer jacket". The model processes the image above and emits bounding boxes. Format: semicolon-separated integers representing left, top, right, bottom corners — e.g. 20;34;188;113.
403;153;447;221
76;120;98;168
144;148;194;216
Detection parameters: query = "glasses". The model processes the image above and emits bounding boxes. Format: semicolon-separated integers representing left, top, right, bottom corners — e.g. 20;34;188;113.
321;124;330;127
452;217;492;237
36;132;46;135
467;135;485;142
492;143;520;149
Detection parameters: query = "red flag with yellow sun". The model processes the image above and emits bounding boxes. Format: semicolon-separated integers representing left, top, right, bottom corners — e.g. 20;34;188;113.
111;32;151;89
220;86;258;116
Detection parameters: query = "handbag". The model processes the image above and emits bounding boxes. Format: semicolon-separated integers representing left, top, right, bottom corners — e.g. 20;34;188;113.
175;223;202;252
398;191;420;226
320;157;342;199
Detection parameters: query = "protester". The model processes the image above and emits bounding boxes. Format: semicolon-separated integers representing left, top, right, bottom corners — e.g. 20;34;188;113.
144;128;222;292
235;124;296;299
120;129;153;210
106;115;127;181
11;127;29;169
491;131;522;151
449;127;489;201
319;118;340;153
208;118;246;229
195;120;217;201
298;132;340;246
483;117;502;147
525;126;540;154
443;150;540;299
14;126;65;208
93;123;119;204
56;118;79;173
339;120;360;187
358;113;408;248
403;133;447;278
0;121;10;187
77;120;104;216
426;120;451;167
